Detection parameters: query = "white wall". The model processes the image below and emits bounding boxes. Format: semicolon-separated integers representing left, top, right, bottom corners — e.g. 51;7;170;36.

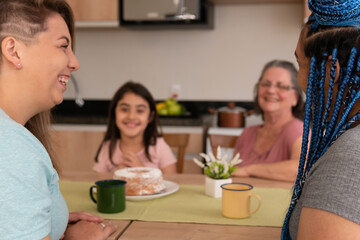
64;4;303;101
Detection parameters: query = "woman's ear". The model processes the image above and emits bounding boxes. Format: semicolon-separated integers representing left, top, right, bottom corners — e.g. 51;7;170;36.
1;36;22;69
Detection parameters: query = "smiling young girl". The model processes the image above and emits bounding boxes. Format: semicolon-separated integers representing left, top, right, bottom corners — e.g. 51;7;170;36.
93;81;177;174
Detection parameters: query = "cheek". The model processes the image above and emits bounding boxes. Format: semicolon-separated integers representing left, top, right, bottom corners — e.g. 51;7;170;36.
257;89;265;99
115;112;123;125
141;113;151;124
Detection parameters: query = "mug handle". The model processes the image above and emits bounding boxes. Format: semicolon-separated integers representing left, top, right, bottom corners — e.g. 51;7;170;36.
89;186;97;203
250;193;262;215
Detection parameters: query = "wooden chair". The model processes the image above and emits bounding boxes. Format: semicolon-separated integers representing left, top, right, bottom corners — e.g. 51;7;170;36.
208;134;238;157
162;133;190;174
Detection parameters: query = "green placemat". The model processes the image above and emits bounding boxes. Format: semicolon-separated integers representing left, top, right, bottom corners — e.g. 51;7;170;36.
60;180;291;227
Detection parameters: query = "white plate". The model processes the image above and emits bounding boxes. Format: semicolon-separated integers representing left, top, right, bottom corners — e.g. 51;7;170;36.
126;180;179;201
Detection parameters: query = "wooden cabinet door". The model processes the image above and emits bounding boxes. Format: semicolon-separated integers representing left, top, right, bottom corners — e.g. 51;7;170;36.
51;130;105;174
66;0;118;21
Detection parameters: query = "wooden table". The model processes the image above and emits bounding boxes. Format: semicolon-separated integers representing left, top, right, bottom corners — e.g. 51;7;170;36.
60;172;293;240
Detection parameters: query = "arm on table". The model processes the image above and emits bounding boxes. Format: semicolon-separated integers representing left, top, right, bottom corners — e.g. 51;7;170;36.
232;137;302;182
297;207;360;240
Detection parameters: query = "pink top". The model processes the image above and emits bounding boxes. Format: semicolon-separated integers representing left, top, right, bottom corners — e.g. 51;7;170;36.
234;118;303;167
93;137;177;173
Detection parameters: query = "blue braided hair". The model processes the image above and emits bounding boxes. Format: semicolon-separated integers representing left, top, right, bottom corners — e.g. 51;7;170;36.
309;0;360;28
281;1;360;239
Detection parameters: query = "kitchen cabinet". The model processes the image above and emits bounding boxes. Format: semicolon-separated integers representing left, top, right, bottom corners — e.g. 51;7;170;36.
65;0;303;28
66;0;118;27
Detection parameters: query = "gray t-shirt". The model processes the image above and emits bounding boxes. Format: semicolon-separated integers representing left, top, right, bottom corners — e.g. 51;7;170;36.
289;125;360;239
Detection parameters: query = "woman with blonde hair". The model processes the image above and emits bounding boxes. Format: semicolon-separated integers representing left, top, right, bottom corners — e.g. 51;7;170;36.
0;0;116;239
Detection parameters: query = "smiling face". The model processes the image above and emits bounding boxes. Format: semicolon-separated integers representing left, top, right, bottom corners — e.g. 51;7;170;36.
257;66;298;116
115;92;152;140
20;13;79;111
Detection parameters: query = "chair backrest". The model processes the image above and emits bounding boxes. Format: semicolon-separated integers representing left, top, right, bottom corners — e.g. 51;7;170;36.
162;133;190;173
208;134;238;157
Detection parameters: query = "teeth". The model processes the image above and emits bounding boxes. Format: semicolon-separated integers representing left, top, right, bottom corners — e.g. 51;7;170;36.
59;76;68;86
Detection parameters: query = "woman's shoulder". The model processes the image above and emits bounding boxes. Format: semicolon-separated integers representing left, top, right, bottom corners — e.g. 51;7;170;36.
286;118;303;129
282;118;303;135
302;125;360;225
0;117;45;151
243;124;261;132
240;124;260;136
330;125;360;152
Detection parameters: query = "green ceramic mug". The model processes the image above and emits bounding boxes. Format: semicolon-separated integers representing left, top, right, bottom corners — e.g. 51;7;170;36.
89;179;127;213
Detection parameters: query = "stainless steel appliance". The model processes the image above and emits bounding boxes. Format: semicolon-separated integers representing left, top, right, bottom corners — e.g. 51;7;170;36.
119;0;214;29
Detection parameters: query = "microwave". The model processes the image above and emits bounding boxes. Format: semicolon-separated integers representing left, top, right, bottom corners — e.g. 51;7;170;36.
119;0;214;29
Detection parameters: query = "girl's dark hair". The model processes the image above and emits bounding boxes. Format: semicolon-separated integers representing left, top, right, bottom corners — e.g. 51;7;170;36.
253;60;305;120
0;0;75;172
95;81;160;166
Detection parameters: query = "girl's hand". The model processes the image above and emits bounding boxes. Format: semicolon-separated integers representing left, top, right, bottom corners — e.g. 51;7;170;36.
68;212;104;224
122;152;144;167
62;220;117;240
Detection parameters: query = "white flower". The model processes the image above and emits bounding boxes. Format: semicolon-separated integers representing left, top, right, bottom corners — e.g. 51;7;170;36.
221;153;228;162
192;145;243;179
193;158;205;168
209;152;216;163
230;152;242;166
199;153;210;163
223;161;229;174
216;146;222;160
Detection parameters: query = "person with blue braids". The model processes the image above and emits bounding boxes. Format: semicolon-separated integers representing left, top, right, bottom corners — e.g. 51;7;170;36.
282;0;360;239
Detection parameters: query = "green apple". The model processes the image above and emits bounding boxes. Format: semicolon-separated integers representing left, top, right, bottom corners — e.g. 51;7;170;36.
168;104;182;115
157;107;168;116
165;98;178;107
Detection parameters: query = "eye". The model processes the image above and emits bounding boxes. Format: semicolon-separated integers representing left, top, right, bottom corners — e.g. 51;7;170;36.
277;84;293;91
137;108;145;114
120;107;129;112
278;84;287;90
260;82;271;87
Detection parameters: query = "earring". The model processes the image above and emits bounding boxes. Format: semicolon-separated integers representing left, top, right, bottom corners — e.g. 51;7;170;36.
14;63;21;69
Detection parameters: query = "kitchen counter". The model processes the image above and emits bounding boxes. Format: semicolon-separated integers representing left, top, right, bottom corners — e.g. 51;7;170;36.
52;100;255;127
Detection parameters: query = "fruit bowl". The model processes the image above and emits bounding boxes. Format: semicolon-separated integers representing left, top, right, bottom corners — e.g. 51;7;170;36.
156;98;187;117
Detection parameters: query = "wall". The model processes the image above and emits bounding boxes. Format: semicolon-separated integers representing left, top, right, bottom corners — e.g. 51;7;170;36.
64;4;303;101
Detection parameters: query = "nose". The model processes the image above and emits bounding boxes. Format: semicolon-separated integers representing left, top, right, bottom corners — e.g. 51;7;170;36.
68;50;80;72
128;109;136;119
